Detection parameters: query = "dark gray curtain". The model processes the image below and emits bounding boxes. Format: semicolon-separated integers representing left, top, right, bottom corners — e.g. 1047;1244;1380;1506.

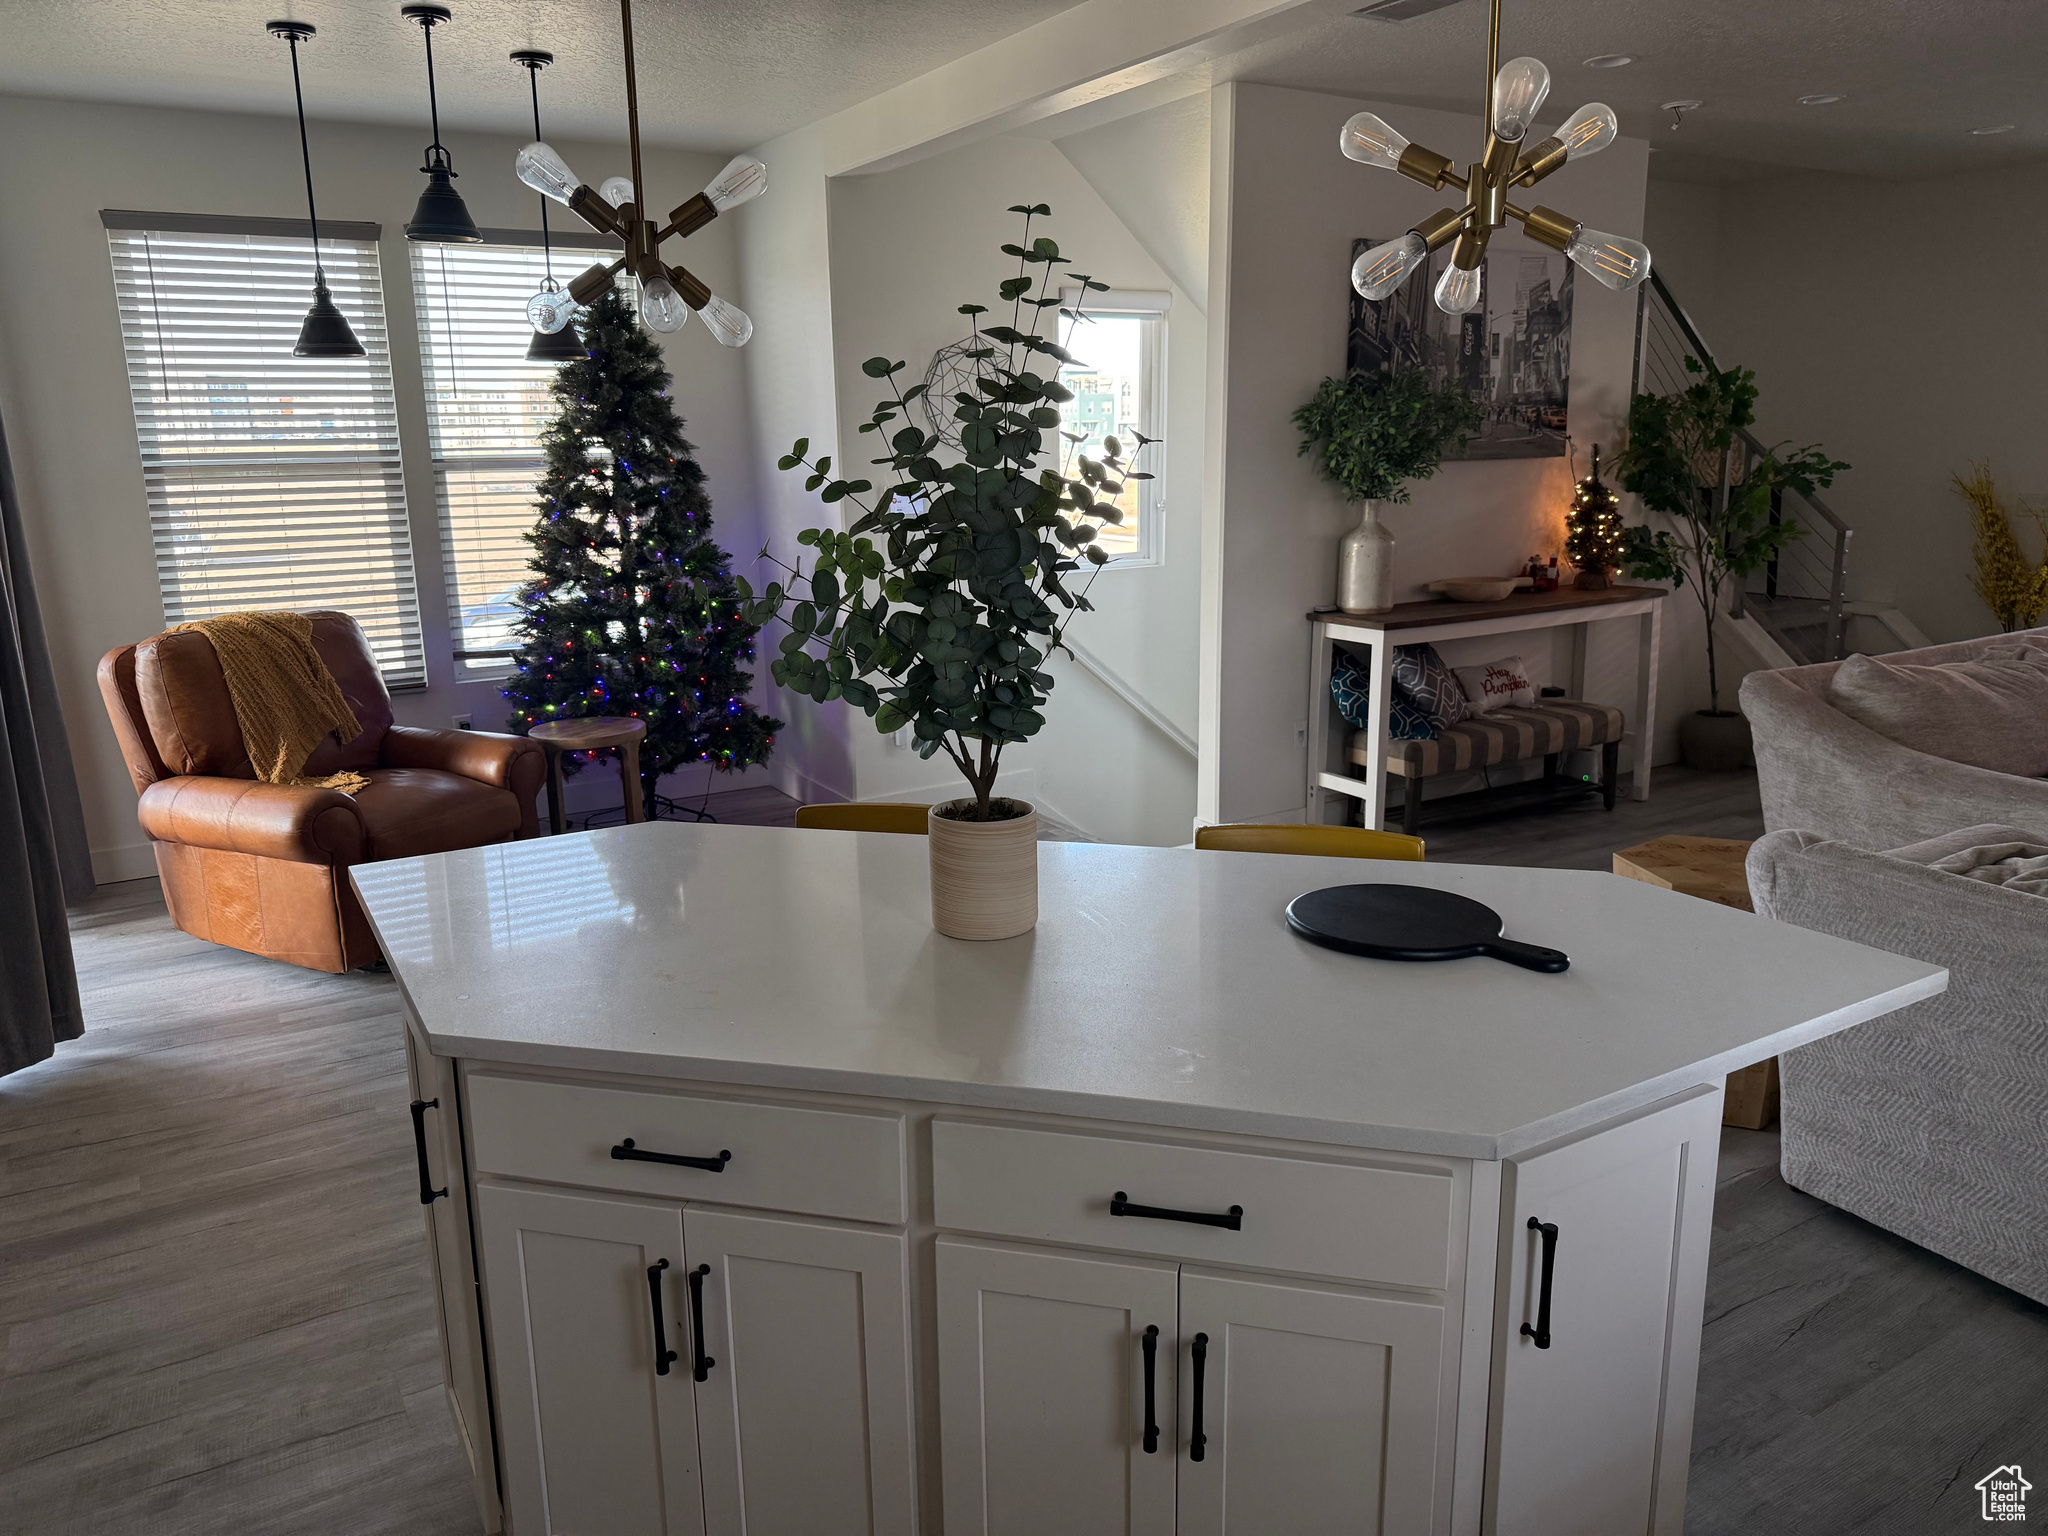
0;411;93;1077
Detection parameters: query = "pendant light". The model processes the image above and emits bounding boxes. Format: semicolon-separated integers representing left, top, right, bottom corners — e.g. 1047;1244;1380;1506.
402;5;481;243
1340;0;1651;314
513;49;587;363
513;0;765;345
267;20;365;359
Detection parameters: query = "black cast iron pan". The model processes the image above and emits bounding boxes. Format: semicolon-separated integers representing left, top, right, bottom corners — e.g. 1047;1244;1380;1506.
1285;883;1570;973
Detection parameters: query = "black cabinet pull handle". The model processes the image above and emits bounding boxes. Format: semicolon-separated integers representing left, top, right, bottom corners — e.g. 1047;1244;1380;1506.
1189;1332;1210;1462
1140;1325;1160;1454
646;1259;678;1376
688;1263;715;1382
1520;1217;1559;1349
612;1138;732;1173
408;1099;447;1206
1111;1191;1243;1231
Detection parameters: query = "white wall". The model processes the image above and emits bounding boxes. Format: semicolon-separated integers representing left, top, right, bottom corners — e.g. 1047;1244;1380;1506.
0;94;760;880
739;130;1205;846
1201;83;1671;824
1646;163;2048;645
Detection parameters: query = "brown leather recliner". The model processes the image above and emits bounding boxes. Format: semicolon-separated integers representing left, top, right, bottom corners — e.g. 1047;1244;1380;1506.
98;610;545;973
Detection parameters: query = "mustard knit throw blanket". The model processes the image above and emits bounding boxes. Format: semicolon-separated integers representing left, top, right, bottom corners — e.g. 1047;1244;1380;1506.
175;612;371;796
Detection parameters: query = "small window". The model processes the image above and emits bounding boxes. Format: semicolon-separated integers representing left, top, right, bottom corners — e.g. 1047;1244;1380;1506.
1057;287;1169;565
411;239;618;673
106;215;425;686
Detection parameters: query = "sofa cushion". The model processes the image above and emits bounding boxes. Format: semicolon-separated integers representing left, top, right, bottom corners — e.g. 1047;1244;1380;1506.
1350;699;1622;778
301;611;395;775
1390;643;1470;728
1825;649;2048;778
351;769;521;862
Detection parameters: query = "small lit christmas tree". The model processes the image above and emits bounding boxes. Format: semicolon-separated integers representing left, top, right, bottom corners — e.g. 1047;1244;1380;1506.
504;287;779;812
1565;444;1626;590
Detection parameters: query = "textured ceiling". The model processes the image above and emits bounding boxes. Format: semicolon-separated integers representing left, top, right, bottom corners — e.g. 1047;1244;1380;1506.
1205;0;2048;180
0;0;1086;151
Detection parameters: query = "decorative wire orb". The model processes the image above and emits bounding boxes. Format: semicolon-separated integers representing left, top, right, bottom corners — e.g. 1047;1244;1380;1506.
919;336;985;452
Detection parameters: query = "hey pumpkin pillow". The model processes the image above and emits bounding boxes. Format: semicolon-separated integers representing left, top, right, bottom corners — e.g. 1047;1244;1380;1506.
1453;655;1536;713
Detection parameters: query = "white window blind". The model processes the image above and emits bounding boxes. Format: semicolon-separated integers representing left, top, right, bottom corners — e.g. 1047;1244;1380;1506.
412;239;616;671
105;215;425;687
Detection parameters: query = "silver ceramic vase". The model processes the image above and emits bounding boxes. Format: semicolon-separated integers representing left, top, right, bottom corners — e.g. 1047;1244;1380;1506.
1336;500;1395;614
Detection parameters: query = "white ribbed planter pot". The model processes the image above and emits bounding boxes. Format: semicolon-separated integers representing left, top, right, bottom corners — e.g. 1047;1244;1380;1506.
928;799;1038;941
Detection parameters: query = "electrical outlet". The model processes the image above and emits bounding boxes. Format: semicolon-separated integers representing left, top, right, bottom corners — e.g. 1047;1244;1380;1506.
1295;722;1308;749
451;713;472;731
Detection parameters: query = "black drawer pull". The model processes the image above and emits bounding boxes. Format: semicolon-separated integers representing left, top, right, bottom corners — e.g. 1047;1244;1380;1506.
646;1260;678;1376
1189;1332;1210;1462
1520;1217;1559;1349
1111;1191;1243;1231
688;1263;716;1382
409;1099;447;1206
612;1138;732;1173
1140;1324;1160;1454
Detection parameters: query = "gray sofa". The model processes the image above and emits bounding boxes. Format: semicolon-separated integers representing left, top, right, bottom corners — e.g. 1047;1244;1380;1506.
1741;626;2048;847
1748;826;2048;1305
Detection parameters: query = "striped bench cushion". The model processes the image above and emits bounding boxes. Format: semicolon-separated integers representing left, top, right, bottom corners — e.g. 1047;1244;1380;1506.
1349;700;1624;779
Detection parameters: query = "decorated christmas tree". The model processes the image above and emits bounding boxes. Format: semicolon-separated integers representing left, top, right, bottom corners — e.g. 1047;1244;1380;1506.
1565;444;1626;590
504;287;779;811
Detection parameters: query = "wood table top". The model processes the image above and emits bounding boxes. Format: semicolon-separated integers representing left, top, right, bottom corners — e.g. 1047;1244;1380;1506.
1613;834;1756;912
1309;584;1668;631
526;716;648;749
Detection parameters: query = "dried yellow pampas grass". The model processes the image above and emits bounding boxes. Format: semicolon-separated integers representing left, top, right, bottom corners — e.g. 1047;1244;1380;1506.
1955;465;2048;633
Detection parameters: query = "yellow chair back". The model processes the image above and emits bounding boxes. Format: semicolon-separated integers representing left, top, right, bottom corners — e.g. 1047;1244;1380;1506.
1194;823;1424;862
794;802;931;836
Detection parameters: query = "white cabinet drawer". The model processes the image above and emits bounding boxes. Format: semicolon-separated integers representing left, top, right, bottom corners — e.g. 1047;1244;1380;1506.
467;1073;907;1225
932;1119;1455;1289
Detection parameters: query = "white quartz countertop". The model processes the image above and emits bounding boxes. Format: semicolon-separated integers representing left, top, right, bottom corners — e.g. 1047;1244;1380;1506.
350;824;1945;1160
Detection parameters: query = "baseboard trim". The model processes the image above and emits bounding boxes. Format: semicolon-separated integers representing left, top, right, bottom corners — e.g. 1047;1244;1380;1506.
91;842;159;885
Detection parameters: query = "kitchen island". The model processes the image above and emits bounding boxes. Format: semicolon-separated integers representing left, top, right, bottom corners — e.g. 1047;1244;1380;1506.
352;823;1944;1536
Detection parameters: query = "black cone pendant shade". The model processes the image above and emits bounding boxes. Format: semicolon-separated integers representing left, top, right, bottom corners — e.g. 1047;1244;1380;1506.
525;319;587;362
297;278;367;358
268;21;366;359
403;6;481;243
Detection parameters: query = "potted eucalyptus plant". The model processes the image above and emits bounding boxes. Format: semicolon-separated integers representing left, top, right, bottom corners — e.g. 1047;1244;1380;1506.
1293;368;1483;613
1615;356;1846;770
736;205;1153;940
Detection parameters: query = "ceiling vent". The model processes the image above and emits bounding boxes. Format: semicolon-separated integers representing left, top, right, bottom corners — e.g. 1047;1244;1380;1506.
1351;0;1469;20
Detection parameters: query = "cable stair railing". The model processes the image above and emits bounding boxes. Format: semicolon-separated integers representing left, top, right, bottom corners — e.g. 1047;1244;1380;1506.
1631;270;1853;665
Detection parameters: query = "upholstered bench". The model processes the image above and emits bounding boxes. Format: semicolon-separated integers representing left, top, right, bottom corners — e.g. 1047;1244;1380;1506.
1348;699;1623;833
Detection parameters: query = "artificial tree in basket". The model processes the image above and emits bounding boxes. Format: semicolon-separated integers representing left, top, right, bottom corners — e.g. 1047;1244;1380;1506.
1614;356;1846;769
1293;368;1483;614
735;205;1154;939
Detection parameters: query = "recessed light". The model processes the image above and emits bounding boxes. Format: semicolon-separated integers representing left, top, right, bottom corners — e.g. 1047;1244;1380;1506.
1970;123;2016;136
1583;54;1634;68
1798;93;1845;106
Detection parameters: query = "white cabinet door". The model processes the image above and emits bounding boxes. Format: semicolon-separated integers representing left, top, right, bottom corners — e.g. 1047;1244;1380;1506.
936;1237;1178;1536
685;1207;916;1536
476;1182;705;1536
1176;1268;1445;1536
1485;1086;1723;1536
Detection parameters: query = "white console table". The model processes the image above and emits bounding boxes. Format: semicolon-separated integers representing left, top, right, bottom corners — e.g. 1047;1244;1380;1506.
353;824;1939;1536
1305;586;1669;830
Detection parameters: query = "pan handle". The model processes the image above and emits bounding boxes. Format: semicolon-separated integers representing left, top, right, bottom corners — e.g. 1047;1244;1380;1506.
1479;938;1570;973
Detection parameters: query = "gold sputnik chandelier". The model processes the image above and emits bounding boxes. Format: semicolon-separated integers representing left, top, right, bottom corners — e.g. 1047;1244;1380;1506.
514;0;766;344
1343;0;1651;314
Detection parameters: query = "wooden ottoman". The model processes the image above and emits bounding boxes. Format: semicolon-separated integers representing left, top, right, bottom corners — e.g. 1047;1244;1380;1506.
1613;835;1780;1130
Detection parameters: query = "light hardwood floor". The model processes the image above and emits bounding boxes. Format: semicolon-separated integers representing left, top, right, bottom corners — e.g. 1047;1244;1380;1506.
6;778;2041;1534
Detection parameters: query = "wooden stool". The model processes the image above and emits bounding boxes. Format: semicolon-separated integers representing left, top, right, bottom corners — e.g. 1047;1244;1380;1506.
528;717;647;834
1613;834;1779;1130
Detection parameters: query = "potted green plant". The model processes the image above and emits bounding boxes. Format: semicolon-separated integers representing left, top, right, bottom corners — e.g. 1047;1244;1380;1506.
1615;356;1847;770
1293;369;1483;614
736;206;1153;940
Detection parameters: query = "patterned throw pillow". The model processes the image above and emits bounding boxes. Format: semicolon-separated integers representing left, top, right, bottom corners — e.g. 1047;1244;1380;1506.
1452;655;1536;713
1391;643;1470;727
1331;654;1435;740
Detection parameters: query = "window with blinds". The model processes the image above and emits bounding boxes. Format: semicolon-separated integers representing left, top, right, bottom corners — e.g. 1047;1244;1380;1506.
412;240;613;671
105;216;425;687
